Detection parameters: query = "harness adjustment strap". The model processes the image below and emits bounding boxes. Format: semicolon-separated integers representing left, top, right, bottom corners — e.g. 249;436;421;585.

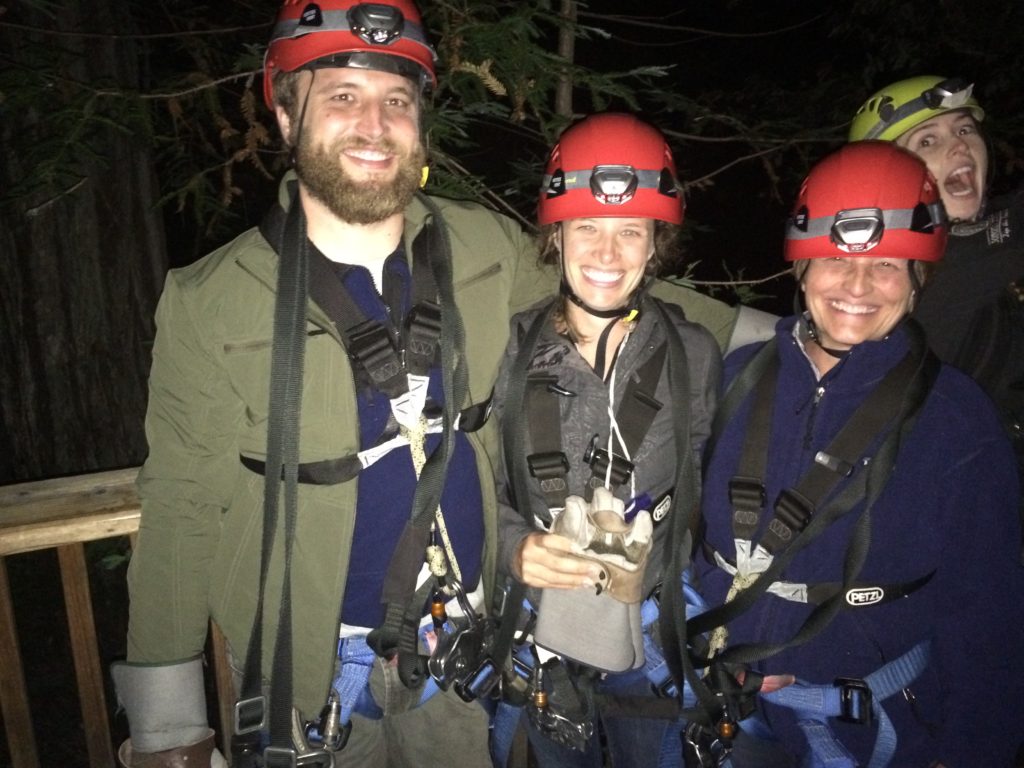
527;450;571;509
405;301;443;375
762;488;812;555
583;443;635;488
346;319;407;398
834;677;873;725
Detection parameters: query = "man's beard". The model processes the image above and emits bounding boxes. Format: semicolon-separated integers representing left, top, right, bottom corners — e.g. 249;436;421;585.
295;134;425;225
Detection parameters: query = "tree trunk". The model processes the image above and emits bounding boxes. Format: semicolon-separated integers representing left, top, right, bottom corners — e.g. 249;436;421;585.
0;1;167;483
555;0;577;118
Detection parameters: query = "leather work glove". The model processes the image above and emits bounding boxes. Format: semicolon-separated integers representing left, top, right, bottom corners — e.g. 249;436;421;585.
112;657;228;767
552;487;654;602
534;487;655;672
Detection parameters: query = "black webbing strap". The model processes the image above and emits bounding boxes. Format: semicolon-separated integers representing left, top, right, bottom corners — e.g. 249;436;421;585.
524;373;572;511
487;302;557;685
586;342;667;490
404;235;443;378
738;334;928;559
233;189;309;763
306;251;407;399
366;193;469;688
644;298;701;710
683;321;940;729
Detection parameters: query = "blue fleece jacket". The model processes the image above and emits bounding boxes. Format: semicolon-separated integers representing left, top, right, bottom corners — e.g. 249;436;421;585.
697;314;1024;766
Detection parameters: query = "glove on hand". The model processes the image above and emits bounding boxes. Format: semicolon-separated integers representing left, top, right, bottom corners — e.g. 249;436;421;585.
552;486;654;602
534;487;655;672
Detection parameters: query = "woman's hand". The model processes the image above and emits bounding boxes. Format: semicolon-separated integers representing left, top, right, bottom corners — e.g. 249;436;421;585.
513;532;601;589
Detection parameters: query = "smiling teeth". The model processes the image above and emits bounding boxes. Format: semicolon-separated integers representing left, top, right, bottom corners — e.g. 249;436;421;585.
831;300;876;315
349;149;389;161
582;268;623;284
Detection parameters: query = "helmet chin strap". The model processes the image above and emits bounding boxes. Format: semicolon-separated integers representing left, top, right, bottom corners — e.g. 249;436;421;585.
803;315;850;360
560;279;636;320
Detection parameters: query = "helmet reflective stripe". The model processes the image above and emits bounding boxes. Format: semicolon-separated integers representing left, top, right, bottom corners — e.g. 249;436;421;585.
269;7;432;50
786;203;947;250
862;79;975;140
542;166;668;206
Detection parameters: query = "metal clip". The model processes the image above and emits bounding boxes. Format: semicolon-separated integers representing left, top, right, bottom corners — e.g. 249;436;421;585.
427;579;494;695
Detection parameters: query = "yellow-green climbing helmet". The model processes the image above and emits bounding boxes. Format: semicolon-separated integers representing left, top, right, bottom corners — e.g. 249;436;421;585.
848;76;984;142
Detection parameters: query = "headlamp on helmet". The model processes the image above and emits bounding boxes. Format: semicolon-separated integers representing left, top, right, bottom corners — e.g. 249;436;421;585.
348;3;404;45
785;142;948;263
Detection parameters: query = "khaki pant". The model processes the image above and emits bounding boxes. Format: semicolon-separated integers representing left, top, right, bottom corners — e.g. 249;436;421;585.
334;656;491;767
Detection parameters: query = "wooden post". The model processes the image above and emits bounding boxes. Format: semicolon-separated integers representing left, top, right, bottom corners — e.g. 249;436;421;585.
0;556;41;768
58;543;116;768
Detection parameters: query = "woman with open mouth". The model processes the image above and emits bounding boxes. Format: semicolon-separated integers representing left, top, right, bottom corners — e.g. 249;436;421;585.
850;77;1024;564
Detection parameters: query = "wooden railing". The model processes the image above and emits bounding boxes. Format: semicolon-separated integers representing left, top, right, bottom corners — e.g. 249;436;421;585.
0;468;234;768
0;469;530;768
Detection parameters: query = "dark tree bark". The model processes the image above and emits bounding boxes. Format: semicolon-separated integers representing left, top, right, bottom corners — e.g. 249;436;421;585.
0;1;167;483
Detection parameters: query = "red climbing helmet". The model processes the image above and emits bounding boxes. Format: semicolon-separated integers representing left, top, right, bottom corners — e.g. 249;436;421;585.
785;141;947;263
538;113;684;226
263;0;437;107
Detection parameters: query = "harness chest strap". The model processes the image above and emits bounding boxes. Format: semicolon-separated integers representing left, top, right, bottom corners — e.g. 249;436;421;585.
523;331;668;515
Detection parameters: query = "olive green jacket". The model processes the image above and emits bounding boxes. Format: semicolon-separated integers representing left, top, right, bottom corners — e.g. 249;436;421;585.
126;176;741;717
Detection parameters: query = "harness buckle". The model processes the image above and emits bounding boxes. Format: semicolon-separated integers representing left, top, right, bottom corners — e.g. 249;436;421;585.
262;746;298;768
583;445;634;487
347;319;404;391
233;694;267;735
527;451;570;480
772;489;813;534
834;677;873;725
728;476;765;511
405;301;442;370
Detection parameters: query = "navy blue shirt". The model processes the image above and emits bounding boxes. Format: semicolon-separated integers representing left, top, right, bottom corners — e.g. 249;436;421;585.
335;247;484;628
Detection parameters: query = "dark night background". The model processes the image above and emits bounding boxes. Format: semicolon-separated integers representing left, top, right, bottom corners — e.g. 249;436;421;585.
1;1;1023;765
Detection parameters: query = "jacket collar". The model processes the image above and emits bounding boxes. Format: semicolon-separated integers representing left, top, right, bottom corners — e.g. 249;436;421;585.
777;313;912;394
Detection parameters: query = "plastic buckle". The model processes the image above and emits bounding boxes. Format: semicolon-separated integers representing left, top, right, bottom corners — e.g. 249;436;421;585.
834;677;873;725
584;446;634;487
772;489;812;533
727;476;765;511
653;675;678;699
262;746;298;768
527;451;570;483
233;695;267;735
347;320;402;387
406;301;442;363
